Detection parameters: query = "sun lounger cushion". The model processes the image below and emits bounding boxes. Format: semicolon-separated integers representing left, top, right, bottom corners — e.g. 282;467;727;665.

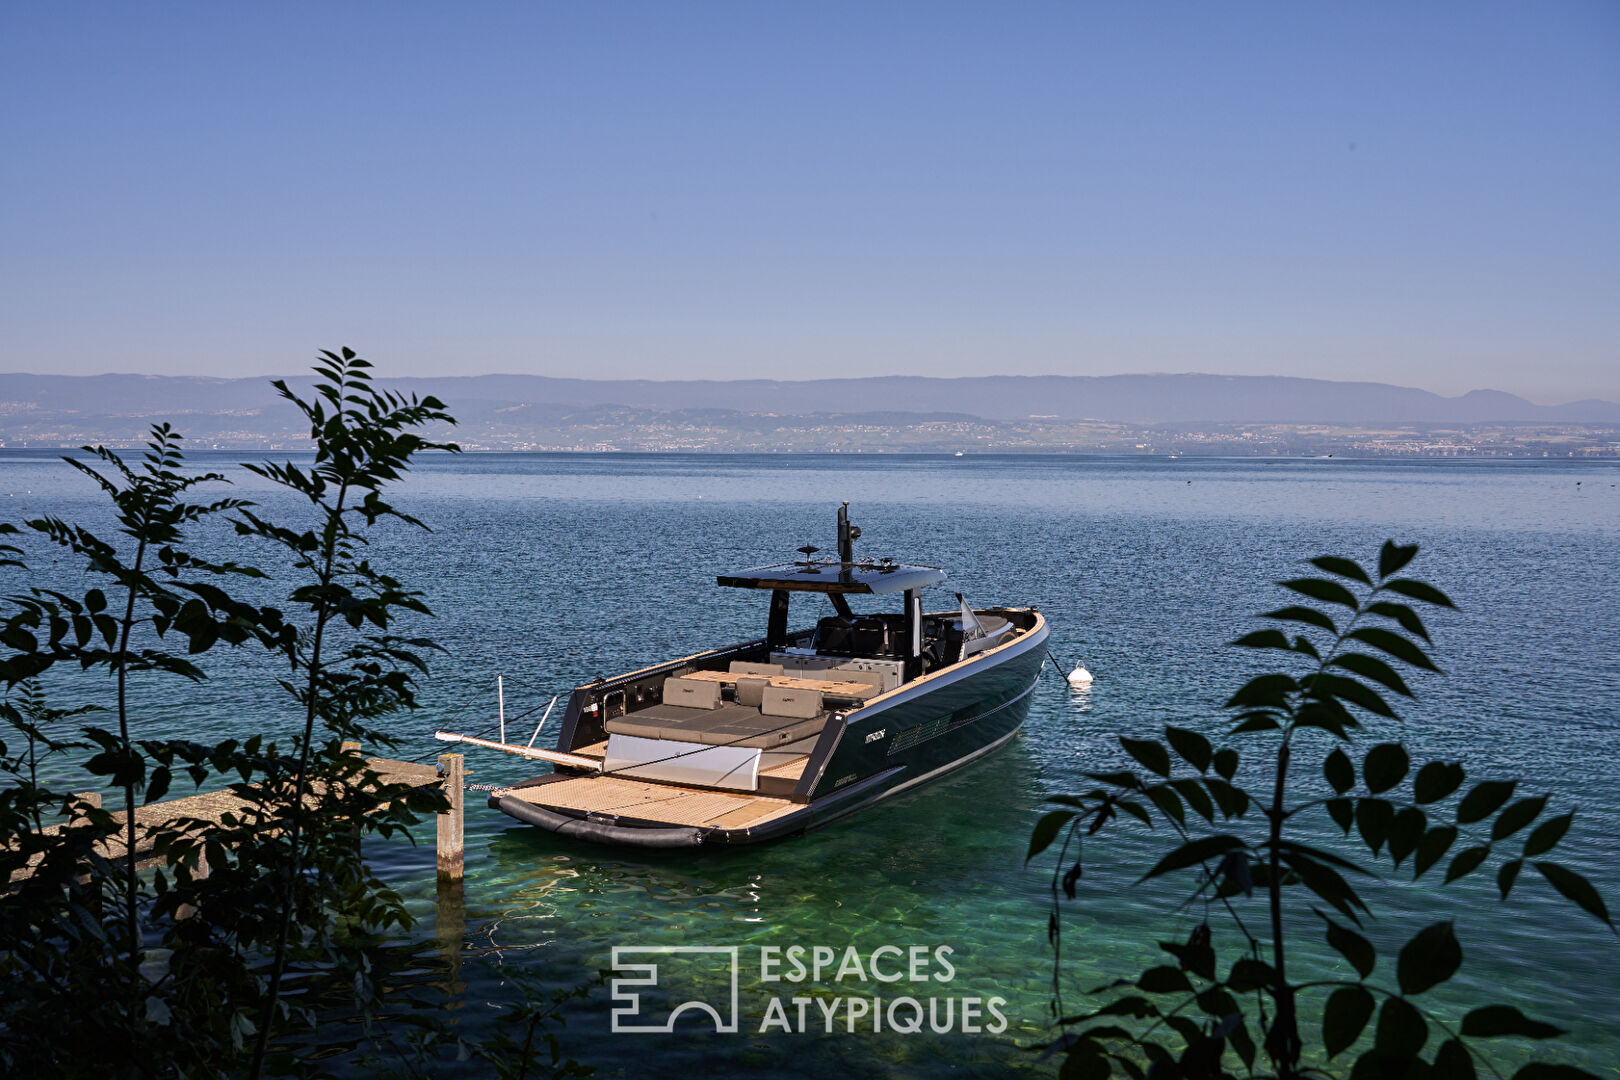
829;668;887;692
761;685;823;719
729;661;786;676
662;676;722;710
607;703;824;748
734;675;769;708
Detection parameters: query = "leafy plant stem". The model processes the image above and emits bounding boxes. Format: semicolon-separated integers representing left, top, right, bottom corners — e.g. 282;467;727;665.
1266;736;1299;1076
247;476;347;1078
116;535;149;995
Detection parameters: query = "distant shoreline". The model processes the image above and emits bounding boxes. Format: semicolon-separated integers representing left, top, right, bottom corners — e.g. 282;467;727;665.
2;441;1616;461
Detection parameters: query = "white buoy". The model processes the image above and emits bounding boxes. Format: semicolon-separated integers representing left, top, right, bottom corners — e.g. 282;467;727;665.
1067;666;1093;686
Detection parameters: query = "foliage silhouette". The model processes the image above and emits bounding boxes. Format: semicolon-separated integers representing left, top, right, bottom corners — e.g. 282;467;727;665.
0;352;585;1077
1031;542;1611;1080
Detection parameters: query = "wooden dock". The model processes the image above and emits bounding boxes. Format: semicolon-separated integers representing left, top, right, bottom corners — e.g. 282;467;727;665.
8;754;456;884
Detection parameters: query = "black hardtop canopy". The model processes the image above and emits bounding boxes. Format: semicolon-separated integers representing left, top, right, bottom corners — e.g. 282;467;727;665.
716;561;946;595
720;503;945;596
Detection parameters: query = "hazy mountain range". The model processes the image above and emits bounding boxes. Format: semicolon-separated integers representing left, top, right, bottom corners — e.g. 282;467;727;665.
3;371;1617;429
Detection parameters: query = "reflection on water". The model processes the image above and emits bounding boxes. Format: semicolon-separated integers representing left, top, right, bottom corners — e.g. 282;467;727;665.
2;450;1616;1075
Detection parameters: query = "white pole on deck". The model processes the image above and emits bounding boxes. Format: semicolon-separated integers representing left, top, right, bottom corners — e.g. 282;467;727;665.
498;674;506;745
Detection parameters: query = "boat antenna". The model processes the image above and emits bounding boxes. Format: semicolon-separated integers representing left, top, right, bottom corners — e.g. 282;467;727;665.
837;502;861;563
796;544;820;565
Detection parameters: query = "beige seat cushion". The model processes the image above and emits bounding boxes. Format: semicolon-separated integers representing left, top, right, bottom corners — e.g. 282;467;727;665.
761;685;823;719
662;676;722;710
606;704;823;748
830;668;886;691
735;675;770;708
730;661;786;677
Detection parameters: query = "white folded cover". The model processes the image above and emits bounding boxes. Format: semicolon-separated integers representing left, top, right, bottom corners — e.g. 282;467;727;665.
603;734;762;792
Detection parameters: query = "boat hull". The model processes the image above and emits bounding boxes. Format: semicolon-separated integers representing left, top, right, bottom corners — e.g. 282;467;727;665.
489;613;1048;850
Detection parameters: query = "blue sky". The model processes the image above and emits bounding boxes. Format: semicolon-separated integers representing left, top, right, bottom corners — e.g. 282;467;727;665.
2;2;1616;402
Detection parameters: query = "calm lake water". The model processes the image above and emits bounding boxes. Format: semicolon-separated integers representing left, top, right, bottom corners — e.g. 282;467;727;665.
3;450;1617;1076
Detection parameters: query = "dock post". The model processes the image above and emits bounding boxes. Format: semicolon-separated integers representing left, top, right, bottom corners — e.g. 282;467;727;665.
69;793;102;894
340;741;364;855
436;753;465;882
176;851;209;921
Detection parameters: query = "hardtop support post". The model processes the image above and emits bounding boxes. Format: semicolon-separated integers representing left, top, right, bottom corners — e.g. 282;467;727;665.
767;589;791;649
904;588;923;681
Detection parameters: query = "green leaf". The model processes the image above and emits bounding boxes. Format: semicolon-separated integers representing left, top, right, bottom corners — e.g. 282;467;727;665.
1378;541;1419;579
1523;811;1573;857
1140;835;1246;882
1329;652;1414;697
1164;726;1212;772
1511;1065;1603;1080
1413;760;1465;804
1445;845;1491;884
1059;1045;1110;1080
1230;629;1291;650
1120;737;1170;778
1311;555;1373;585
1324;747;1355;794
1280;577;1361;609
1498;859;1522;899
1382;577;1456;609
1225;957;1275;993
1116;800;1153;828
1458;780;1517;824
1212;748;1238;781
1534;862;1614;928
1328;650;1419;702
1376;995;1429;1057
1297;700;1357;740
1413;825;1457;879
145;765;172;805
1323;985;1375;1058
1194;986;1238;1019
1319;910;1376;978
1346;626;1439;671
1397;921;1461;995
1136;965;1191;993
1161;924;1217;981
1388;807;1426;868
1433;1038;1478;1080
1492;795;1548;842
1168;778;1215;822
1363;742;1410;794
1027;810;1076;861
1367;600;1431;642
1202;777;1250;818
1261;605;1339;633
1144;784;1185;827
1356;798;1395;855
1326;797;1354;835
1229;1017;1257;1069
1229;713;1281;734
1225;674;1297;710
1284;851;1369;923
1306;672;1397;718
1462;1005;1567;1040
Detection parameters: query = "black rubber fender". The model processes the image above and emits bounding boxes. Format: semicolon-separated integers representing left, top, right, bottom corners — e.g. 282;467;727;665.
491;793;705;849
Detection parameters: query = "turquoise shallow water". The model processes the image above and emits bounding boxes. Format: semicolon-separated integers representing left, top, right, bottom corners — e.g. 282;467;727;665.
2;450;1617;1076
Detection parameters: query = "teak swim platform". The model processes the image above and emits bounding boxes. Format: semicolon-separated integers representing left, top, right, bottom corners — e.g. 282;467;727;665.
437;504;1048;849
